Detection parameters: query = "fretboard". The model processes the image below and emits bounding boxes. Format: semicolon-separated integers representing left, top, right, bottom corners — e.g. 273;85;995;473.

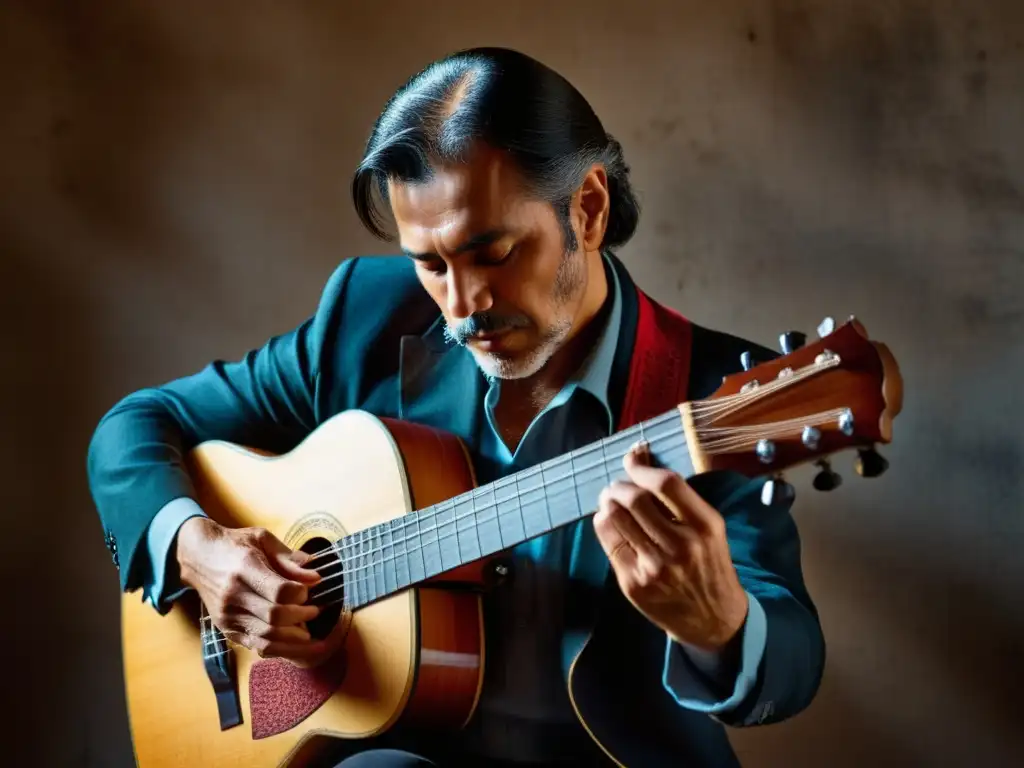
320;407;692;610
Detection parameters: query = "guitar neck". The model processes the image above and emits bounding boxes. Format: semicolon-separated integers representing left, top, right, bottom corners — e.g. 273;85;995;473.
324;407;693;610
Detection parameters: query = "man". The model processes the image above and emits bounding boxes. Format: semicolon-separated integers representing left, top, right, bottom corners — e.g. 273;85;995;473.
88;47;824;767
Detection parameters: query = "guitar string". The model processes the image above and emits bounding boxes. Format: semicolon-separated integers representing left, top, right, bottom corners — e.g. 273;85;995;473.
310;438;694;610
310;405;842;612
305;366;823;576
298;410;682;568
306;421;686;584
307;400;845;604
300;353;835;568
197;399;827;650
305;430;696;605
198;356;839;648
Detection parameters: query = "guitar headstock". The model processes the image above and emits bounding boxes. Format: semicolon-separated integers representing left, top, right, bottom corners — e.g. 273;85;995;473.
680;316;903;503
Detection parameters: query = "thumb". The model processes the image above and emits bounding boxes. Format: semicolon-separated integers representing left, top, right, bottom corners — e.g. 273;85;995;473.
258;532;322;584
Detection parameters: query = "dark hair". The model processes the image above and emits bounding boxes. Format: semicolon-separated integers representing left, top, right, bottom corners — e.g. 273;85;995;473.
351;47;640;251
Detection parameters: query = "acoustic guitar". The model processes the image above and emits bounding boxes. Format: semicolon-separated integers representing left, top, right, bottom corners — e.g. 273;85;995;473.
120;317;902;767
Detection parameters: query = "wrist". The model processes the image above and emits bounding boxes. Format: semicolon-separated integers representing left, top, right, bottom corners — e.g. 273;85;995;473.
670;590;749;652
174;516;220;588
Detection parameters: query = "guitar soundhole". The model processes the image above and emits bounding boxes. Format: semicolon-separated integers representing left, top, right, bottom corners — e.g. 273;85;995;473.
300;536;344;640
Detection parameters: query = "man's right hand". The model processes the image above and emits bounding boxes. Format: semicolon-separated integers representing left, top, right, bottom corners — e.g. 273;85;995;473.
175;517;335;667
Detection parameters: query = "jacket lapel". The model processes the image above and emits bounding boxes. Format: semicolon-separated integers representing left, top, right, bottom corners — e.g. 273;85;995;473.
398;316;487;445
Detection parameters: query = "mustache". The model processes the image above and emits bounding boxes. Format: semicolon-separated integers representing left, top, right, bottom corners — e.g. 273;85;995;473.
443;311;531;346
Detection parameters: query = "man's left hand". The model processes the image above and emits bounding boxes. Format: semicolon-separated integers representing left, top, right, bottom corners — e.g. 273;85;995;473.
594;442;749;652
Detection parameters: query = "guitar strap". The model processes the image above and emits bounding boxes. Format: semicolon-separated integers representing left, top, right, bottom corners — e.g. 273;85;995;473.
616;286;694;431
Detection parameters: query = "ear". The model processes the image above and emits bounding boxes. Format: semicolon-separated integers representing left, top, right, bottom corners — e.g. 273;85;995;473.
574;164;611;253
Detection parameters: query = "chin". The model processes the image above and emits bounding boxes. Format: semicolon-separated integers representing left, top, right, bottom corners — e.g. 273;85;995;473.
469;343;554;381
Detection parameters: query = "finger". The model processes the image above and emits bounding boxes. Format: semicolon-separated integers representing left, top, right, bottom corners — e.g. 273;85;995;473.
257;531;323;584
234;589;320;627
241;549;310;606
252;634;336;662
603;480;681;556
596;487;660;559
224;611;315;644
594;499;639;570
623;444;717;530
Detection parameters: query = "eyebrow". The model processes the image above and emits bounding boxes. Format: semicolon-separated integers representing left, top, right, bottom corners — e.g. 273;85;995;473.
401;229;507;260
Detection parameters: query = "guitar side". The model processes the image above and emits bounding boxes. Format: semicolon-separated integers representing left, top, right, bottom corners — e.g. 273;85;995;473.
120;411;486;768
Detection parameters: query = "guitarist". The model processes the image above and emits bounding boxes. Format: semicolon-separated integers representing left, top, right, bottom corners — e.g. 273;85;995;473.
88;47;825;767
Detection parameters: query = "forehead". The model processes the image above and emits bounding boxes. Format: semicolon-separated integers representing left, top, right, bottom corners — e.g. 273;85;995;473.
388;146;534;254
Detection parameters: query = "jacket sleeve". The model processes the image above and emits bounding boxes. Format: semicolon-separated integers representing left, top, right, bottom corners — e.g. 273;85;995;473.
666;471;826;727
86;259;356;596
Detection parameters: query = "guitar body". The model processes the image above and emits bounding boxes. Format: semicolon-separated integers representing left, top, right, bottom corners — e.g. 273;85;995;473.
121;411;488;768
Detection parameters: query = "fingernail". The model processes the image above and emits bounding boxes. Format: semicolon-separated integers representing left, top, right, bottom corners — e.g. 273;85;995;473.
629;440;650;461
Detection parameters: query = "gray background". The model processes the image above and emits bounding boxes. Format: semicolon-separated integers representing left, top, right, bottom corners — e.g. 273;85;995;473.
1;1;1021;765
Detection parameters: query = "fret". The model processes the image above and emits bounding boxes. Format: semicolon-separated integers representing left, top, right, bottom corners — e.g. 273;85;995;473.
332;539;350;610
516;467;548;539
347;531;359;607
473;484;504;556
362;527;373;602
342;410;689;608
355;527;367;605
384;517;401;593
543;455;582;527
434;501;460;572
420;503;444;578
375;524;386;601
496;476;526;546
456;495;481;563
408;509;427;585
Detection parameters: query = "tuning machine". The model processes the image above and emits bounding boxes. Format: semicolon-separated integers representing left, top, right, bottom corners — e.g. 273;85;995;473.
761;474;795;506
855;445;889;478
812;459;842;491
779;331;807;354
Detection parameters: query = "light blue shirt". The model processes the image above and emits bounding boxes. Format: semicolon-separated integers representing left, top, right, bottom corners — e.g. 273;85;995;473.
143;254;767;757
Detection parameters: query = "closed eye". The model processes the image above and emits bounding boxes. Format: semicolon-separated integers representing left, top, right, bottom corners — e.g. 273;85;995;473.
479;244;518;266
412;256;447;275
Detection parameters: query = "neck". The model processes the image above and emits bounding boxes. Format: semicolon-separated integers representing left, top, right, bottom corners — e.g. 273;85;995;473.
500;248;610;409
320;405;691;611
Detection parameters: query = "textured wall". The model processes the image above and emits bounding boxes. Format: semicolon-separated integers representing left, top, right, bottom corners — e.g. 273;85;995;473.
1;1;1021;766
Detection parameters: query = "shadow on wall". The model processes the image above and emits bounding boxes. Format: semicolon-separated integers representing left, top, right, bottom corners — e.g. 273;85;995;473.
0;245;133;766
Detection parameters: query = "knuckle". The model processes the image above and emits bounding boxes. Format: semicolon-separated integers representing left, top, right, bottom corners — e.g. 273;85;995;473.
240;550;263;571
266;604;287;626
683;536;703;561
269;581;291;605
226;571;247;597
652;473;675;497
213;595;232;617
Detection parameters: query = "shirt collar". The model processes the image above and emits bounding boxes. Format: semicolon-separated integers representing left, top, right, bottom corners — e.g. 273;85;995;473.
483;253;622;434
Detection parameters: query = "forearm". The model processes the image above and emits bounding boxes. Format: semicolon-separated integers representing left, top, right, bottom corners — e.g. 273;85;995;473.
87;395;204;592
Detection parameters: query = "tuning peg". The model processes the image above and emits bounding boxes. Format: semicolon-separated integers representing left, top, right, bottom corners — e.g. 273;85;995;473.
755;439;776;464
855;446;889;478
740;350;753;371
761;474;795;506
779;331;807;354
817;316;836;338
801;426;821;450
838;409;855;436
812;459;842;491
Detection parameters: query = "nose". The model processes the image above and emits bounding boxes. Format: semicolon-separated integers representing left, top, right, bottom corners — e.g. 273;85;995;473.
446;265;493;320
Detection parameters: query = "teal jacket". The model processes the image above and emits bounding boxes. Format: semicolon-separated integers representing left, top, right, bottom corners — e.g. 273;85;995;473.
87;252;825;767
